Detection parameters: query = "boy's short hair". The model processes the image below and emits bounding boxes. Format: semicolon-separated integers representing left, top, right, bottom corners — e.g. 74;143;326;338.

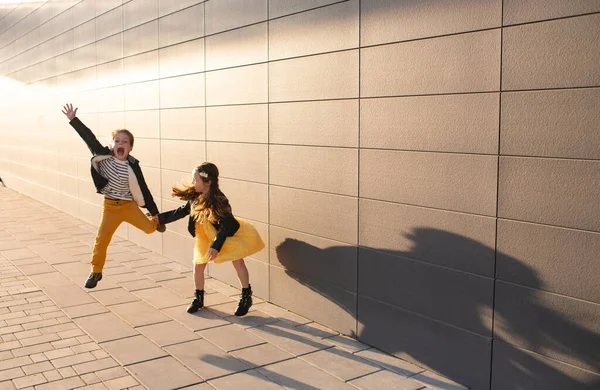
111;129;134;147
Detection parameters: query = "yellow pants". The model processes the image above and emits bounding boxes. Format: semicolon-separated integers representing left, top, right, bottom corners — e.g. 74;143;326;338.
91;198;158;273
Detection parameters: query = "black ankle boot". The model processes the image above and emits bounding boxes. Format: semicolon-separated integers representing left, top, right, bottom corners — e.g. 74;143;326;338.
235;285;253;316
187;289;204;313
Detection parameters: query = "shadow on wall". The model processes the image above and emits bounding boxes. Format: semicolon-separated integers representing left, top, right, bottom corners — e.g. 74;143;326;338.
274;230;600;390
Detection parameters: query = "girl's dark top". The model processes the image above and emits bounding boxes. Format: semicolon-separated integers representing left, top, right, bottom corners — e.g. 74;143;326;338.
157;200;240;252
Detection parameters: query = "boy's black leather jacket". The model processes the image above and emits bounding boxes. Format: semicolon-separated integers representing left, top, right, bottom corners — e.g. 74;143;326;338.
157;201;240;252
69;117;159;216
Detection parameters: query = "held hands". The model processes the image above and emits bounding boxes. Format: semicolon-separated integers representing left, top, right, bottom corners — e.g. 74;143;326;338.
151;215;159;223
61;103;78;120
207;248;218;261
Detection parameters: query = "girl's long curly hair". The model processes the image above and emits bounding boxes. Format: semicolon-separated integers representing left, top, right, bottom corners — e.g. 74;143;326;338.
171;162;230;224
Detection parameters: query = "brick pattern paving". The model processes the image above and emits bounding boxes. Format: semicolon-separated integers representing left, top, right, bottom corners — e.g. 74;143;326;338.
0;187;468;390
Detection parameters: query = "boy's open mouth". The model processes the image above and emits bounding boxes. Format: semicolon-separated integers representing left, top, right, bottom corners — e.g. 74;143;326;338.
116;147;125;155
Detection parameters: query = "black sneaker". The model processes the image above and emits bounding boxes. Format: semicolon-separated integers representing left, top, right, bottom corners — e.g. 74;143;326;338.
234;286;253;317
187;290;204;313
84;272;102;289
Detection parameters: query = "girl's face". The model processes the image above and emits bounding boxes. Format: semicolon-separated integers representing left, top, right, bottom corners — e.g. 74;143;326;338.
192;171;210;197
111;132;132;161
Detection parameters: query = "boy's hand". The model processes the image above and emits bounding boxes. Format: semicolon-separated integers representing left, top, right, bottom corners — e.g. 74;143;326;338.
207;248;218;261
151;215;159;223
61;103;78;120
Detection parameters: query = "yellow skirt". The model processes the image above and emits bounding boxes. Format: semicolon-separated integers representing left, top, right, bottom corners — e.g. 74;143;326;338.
193;218;265;265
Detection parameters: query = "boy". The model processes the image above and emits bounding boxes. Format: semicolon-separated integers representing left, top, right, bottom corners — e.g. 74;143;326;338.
62;103;165;288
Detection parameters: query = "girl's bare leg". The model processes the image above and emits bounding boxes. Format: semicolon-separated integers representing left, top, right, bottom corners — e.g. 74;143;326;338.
193;263;207;290
232;259;250;288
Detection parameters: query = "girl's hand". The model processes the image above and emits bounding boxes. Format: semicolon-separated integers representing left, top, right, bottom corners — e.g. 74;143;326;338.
151;215;159;223
61;103;78;120
207;248;218;261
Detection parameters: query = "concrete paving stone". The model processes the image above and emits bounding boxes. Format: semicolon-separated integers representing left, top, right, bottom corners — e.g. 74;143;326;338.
165;339;251;380
294;322;339;339
71;342;101;354
0;368;24;382
20;318;63;331
126;356;203;390
204;291;237;307
57;366;77;378
136;320;200;347
56;328;86;339
22;361;54;375
134;264;172;275
50;351;97;369
162;261;188;273
158;278;194;298
2;249;37;261
300;347;382;381
41;370;61;382
132;286;189;309
38;323;78;335
109;300;172;328
206;301;245;318
11;342;55;359
51;337;81;349
90;287;140;306
102;374;139;389
94;367;130;382
208;369;284;389
80;372;101;385
44;347;74;360
12;259;48;268
92;349;110;359
28;273;73;288
253;302;312;326
53;262;91;280
355;348;425;377
83;383;109;390
100;335;167;365
351;370;426;390
145;270;185;282
247;322;333;357
73;312;138;343
62;246;91;256
0;356;33;371
198;324;266;352
0;324;24;335
27;306;62;315
0;381;16;390
163;305;231;332
6;314;44;326
120;259;156;268
258;358;357;390
205;279;242;296
0;351;12;360
12;373;46;389
226;310;282;329
118;278;158;291
102;266;135;276
230;343;295;368
325;334;371;353
62;303;109;319
73;357;119;375
35;377;84;390
107;271;146;284
0;240;22;250
411;370;468;390
19;333;61;347
43;285;96;308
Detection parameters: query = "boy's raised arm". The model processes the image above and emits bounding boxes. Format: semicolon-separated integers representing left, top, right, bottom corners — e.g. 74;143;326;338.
62;103;107;156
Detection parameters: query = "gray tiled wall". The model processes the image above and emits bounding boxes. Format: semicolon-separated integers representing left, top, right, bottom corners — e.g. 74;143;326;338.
1;1;599;389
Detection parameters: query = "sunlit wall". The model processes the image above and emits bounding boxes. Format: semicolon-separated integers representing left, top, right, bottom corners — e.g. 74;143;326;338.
1;1;599;389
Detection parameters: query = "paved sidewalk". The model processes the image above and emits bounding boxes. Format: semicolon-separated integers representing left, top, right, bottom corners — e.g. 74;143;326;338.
0;187;468;390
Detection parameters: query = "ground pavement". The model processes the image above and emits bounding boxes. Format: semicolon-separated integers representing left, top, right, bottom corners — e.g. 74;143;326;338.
0;187;468;390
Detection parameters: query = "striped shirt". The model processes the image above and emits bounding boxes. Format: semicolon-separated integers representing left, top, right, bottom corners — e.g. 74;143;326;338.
98;157;133;200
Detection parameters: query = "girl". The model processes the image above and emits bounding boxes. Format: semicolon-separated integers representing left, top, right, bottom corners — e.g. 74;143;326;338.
155;162;264;316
